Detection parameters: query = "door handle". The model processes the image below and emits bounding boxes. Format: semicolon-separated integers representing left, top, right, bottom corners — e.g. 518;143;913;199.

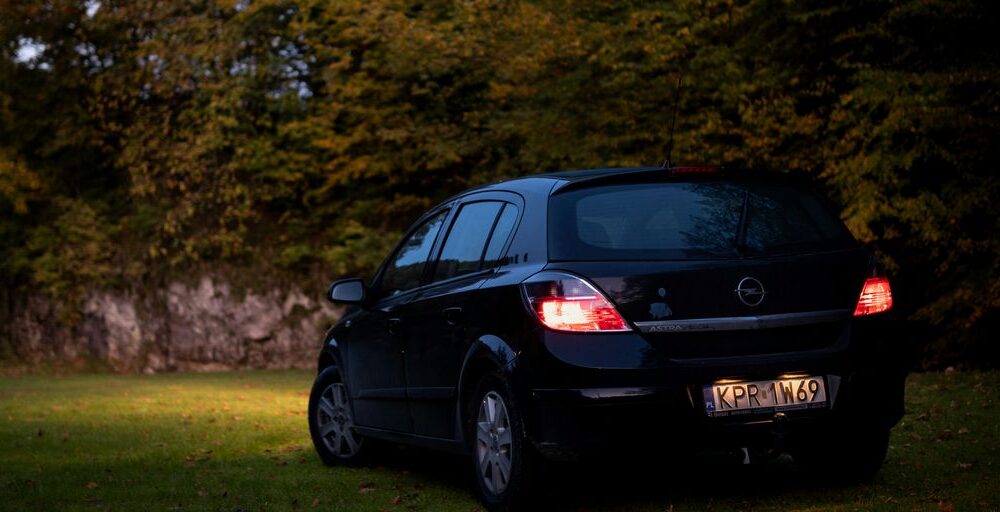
442;307;464;326
387;317;403;335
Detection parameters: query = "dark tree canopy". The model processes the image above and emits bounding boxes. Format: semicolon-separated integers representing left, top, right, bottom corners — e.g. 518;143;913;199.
1;0;998;367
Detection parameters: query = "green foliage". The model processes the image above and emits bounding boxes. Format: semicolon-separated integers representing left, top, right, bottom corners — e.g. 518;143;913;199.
320;219;398;278
0;0;997;366
23;198;114;296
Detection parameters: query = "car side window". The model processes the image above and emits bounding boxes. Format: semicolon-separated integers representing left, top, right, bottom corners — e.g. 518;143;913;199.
432;201;503;282
378;211;448;297
482;204;519;268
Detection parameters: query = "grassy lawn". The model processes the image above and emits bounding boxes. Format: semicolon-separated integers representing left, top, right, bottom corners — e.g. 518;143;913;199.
1;370;997;511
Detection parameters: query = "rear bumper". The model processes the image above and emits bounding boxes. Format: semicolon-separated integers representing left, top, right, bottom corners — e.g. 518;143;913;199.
526;371;904;460
518;317;910;460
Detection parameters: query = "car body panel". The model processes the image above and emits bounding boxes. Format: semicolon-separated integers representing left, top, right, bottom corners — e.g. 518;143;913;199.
342;292;413;432
404;272;491;437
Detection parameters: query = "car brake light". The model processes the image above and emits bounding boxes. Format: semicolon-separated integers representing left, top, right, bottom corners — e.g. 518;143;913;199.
522;272;630;332
854;276;893;316
668;166;721;175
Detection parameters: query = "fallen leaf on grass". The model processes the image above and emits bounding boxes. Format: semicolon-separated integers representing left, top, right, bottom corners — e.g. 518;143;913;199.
184;449;213;466
392;495;402;505
311;498;320;507
359;482;376;494
197;489;207;497
957;462;974;470
86;481;98;489
935;429;955;441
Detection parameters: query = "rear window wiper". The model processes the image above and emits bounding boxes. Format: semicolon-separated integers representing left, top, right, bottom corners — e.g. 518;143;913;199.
734;188;750;256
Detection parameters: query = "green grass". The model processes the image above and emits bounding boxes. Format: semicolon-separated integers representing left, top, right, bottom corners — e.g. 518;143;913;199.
1;370;997;511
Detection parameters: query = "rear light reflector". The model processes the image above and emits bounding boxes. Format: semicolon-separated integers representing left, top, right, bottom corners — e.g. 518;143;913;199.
854;277;893;316
522;272;630;332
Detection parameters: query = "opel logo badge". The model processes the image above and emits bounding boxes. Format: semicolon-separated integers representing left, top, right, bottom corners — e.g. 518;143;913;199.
735;277;767;307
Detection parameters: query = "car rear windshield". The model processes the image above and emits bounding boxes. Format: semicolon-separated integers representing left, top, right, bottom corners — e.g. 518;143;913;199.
548;181;855;260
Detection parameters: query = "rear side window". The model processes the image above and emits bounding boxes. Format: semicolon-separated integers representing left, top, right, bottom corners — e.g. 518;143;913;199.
549;181;853;260
483;204;519;268
379;211;448;295
433;201;503;281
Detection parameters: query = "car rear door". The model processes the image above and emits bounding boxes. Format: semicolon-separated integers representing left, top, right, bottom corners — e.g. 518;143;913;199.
403;196;521;438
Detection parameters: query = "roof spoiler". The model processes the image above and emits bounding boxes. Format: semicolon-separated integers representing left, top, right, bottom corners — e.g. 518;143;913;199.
548;165;824;196
550;165;729;195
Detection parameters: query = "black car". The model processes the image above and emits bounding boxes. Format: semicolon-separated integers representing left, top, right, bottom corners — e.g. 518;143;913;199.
308;166;904;510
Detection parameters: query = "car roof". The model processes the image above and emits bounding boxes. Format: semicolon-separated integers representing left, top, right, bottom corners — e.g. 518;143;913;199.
529;166;665;181
437;165;812;209
454;166;666;198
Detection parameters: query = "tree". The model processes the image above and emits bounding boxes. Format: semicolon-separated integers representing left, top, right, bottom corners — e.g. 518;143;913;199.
1;0;997;367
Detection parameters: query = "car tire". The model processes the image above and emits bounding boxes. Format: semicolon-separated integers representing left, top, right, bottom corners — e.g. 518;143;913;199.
793;424;890;483
308;366;369;467
467;373;538;512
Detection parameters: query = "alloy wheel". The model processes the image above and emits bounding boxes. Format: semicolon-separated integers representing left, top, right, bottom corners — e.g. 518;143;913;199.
316;382;363;458
476;391;513;494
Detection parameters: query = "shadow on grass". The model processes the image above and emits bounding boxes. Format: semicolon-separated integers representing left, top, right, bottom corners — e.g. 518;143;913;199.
361;442;860;511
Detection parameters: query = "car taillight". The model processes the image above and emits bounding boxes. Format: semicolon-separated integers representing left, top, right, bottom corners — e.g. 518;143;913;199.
854;276;893;316
522;272;630;332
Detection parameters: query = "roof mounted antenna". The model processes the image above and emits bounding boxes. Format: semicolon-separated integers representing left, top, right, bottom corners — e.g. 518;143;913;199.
661;69;685;169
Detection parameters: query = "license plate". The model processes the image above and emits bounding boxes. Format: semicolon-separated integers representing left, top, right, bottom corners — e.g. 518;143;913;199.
703;376;827;417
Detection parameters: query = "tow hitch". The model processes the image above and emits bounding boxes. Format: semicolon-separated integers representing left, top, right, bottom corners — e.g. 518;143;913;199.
769;412;788;457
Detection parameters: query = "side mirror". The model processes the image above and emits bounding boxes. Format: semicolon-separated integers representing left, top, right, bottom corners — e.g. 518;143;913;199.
327;278;366;305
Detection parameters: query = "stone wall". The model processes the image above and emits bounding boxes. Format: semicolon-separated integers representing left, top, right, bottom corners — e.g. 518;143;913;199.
2;276;341;373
